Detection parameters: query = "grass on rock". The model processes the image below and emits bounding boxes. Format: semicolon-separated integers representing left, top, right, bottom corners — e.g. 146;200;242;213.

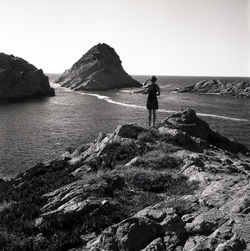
0;129;199;250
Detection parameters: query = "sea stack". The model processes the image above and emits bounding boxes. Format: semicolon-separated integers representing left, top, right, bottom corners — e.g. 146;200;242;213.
56;43;141;91
179;79;250;98
0;53;55;102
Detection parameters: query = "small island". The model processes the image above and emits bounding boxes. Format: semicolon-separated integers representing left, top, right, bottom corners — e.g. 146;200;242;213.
0;108;249;250
178;79;250;98
0;53;55;103
56;43;141;91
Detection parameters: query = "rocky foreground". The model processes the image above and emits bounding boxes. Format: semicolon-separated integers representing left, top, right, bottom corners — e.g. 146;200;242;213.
0;53;55;102
0;108;249;251
178;79;250;98
56;43;141;91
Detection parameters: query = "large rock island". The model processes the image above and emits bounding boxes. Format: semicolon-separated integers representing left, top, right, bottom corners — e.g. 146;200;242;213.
179;79;250;98
0;53;55;102
0;108;249;250
56;43;141;91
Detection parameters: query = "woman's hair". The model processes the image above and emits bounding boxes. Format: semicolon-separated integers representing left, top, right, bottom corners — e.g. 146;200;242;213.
151;76;157;82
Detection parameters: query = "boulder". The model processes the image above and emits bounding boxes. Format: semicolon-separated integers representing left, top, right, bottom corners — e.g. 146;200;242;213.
215;235;246;251
86;205;185;251
185;216;218;235
184;236;206;250
56;43;141;90
115;123;147;139
0;53;54;102
161;108;249;153
141;237;165;251
186;221;247;251
36;174;126;230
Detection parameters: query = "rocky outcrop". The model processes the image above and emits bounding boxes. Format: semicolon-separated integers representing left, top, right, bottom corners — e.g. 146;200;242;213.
0;53;55;102
0;108;249;250
160;108;248;154
178;79;250;98
56;43;141;91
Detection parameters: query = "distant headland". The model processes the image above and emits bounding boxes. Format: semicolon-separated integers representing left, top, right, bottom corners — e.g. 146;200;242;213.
178;79;250;98
0;53;55;103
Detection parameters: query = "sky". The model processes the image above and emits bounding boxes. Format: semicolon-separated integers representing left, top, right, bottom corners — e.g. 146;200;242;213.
0;0;249;76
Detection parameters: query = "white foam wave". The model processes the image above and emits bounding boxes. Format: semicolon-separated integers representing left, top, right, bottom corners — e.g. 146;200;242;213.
80;92;145;109
60;87;249;123
158;109;248;122
196;112;248;122
50;81;61;88
119;90;134;93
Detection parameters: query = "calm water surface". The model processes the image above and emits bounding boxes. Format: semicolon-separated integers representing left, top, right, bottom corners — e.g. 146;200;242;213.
0;75;249;178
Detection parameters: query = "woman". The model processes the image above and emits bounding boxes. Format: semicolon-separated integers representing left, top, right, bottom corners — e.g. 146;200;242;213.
136;76;161;127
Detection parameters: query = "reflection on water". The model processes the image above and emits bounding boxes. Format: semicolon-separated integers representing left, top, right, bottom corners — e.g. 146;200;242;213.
0;75;249;178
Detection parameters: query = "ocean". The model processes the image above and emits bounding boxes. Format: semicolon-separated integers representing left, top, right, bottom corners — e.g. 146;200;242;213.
0;74;249;179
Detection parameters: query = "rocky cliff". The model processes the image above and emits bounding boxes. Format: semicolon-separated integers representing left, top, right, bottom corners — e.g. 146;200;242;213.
56;43;141;91
0;53;55;102
0;108;249;251
179;79;250;98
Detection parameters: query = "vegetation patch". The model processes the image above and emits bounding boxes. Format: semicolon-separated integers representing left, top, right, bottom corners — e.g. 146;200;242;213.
122;168;191;193
133;149;182;170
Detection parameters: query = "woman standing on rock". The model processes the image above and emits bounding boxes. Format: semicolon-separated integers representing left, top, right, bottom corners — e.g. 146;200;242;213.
135;76;161;127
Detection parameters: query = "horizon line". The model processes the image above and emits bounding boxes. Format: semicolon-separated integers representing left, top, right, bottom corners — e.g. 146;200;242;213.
45;73;250;78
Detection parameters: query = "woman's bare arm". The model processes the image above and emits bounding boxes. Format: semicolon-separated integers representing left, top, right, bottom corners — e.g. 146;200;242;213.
141;88;149;94
143;79;151;86
133;86;148;94
133;79;150;94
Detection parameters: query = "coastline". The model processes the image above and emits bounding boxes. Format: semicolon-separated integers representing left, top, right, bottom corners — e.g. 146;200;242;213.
53;82;249;123
1;77;250;179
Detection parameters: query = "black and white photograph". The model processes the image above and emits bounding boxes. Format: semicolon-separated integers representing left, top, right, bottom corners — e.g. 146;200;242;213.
0;0;249;250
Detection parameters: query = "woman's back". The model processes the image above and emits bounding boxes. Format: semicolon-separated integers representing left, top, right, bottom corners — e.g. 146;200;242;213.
147;84;158;100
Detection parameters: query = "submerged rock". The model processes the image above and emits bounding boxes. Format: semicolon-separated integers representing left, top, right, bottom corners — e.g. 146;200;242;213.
0;53;55;102
0;108;249;250
56;43;141;91
179;79;250;98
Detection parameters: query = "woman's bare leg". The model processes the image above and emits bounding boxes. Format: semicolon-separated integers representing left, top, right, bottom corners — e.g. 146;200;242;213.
148;109;152;126
153;109;156;127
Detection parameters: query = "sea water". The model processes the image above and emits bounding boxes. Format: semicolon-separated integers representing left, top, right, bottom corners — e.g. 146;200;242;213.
0;75;249;178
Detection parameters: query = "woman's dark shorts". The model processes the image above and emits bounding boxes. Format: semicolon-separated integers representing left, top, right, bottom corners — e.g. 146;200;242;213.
147;99;158;110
